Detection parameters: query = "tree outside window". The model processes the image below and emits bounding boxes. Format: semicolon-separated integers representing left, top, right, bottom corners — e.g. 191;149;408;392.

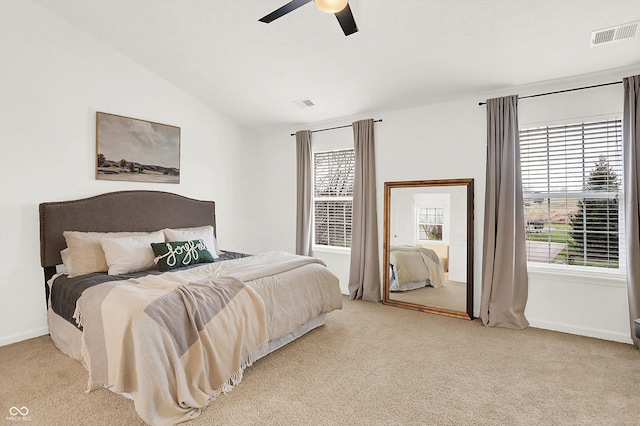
313;149;355;248
568;157;620;267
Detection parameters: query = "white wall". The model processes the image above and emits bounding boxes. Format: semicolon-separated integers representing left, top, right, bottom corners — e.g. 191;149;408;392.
447;187;468;282
389;190;416;245
243;68;639;344
0;1;255;346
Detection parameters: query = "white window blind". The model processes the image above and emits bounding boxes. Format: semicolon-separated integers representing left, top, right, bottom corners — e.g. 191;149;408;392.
313;149;355;248
417;207;444;241
520;119;623;270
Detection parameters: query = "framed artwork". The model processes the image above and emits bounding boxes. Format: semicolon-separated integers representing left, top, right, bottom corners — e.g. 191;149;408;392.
96;112;180;183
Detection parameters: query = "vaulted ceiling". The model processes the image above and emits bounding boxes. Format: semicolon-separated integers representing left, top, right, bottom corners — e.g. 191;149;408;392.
35;0;640;131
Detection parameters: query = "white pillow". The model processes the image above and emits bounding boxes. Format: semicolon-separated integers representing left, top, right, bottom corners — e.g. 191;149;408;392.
100;231;165;275
163;226;220;258
59;248;71;274
60;248;72;271
63;230;150;277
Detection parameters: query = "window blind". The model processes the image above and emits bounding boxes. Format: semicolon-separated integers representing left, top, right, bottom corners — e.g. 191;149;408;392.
417;207;444;241
313;149;355;248
520;119;623;269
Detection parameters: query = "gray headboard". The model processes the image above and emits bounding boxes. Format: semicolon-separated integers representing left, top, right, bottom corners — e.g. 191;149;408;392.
39;190;216;269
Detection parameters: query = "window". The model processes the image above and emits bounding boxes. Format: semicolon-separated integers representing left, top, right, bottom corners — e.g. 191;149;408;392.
520;118;623;270
417;207;444;241
313;149;355;248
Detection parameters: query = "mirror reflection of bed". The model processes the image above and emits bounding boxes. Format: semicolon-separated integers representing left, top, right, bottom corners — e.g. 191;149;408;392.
388;245;466;312
383;179;473;319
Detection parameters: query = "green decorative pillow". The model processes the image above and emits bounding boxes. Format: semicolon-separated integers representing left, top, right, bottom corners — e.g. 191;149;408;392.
151;239;215;272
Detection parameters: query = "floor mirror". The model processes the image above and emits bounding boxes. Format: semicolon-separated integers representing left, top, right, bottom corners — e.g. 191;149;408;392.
382;178;474;320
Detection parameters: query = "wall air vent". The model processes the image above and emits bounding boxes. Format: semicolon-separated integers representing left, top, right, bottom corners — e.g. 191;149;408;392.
591;21;639;46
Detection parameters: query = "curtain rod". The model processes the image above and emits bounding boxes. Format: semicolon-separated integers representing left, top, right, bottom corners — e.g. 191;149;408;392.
290;119;383;136
477;81;622;106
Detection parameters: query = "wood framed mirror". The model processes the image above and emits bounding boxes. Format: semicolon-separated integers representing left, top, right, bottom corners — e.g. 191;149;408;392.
382;178;474;320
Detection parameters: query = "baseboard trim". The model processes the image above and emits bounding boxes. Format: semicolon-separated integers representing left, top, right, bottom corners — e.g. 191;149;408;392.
2;322;631;347
528;319;632;344
0;327;49;347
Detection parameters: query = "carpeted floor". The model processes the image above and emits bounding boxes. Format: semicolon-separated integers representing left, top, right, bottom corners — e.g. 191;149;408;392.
389;280;466;311
1;297;638;425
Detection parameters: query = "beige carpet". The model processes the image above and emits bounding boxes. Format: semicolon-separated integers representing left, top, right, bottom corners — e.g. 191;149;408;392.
390;280;466;312
1;297;639;425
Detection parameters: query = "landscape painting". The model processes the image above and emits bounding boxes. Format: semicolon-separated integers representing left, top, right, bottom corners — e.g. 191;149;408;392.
96;112;180;183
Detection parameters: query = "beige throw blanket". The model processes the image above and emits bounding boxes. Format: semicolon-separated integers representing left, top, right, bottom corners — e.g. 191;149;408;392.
74;251;341;426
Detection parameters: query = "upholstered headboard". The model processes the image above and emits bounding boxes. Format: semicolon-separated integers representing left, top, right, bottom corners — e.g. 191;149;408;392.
39;190;216;271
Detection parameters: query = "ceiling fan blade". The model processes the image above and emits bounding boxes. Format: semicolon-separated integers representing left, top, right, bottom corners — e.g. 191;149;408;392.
335;3;358;36
259;0;313;23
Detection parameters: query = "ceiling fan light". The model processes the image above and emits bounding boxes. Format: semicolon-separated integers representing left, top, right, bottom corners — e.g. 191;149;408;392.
315;0;348;14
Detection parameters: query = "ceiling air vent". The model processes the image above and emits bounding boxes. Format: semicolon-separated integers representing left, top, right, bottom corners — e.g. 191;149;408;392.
293;99;315;108
591;21;639;46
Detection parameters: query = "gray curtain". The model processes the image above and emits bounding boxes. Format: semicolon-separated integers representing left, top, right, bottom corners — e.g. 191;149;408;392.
348;119;381;301
623;75;640;349
480;95;529;329
295;130;312;256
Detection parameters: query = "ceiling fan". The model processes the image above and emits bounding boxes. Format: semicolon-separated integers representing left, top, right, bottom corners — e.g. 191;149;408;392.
259;0;358;36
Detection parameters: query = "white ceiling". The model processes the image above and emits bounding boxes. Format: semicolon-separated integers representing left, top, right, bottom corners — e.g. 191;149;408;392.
35;0;640;131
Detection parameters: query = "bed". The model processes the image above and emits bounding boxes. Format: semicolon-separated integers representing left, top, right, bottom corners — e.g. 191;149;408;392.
39;190;343;425
388;245;445;291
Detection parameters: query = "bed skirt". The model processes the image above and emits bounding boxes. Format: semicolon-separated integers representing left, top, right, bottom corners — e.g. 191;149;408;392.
47;308;327;363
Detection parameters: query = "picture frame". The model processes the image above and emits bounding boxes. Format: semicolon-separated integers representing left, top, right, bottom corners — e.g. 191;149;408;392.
96;112;181;184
